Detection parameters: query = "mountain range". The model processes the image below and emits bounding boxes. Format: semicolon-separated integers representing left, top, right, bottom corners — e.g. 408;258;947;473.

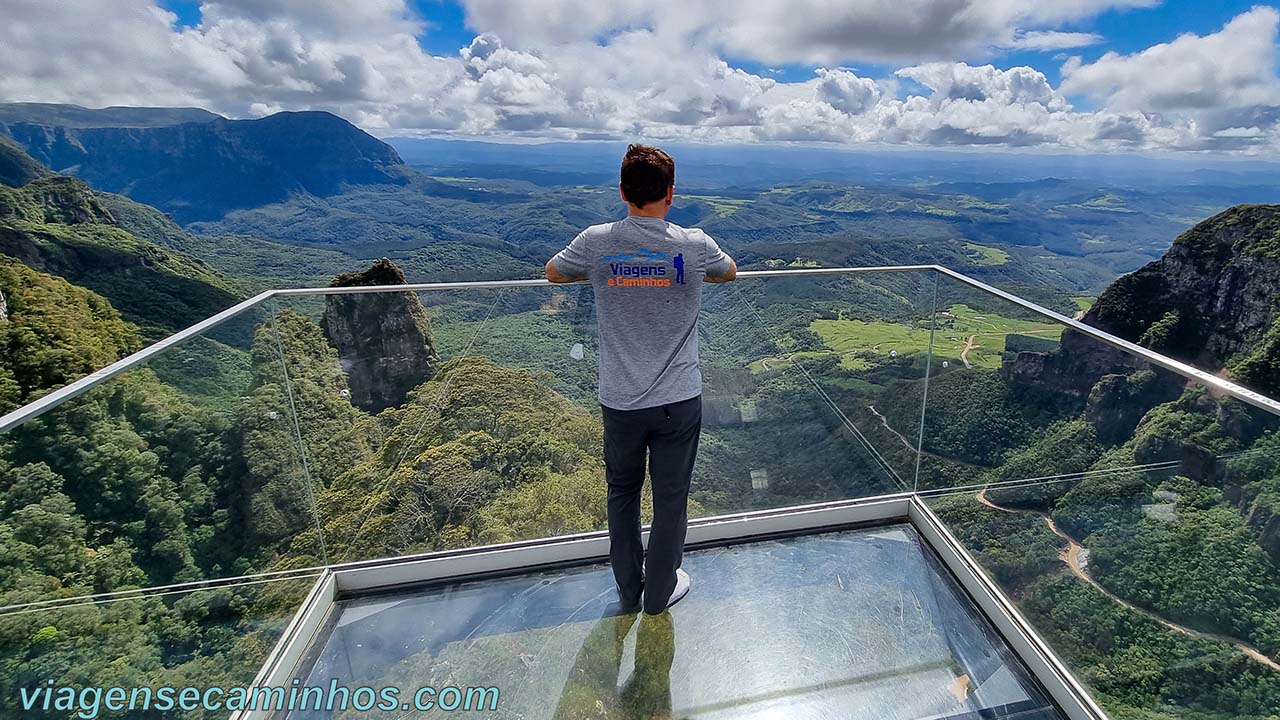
0;104;409;222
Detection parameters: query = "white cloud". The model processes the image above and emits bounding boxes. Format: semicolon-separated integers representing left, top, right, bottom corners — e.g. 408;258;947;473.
1007;30;1104;51
816;69;882;115
1061;6;1280;112
457;0;1157;65
0;0;1277;153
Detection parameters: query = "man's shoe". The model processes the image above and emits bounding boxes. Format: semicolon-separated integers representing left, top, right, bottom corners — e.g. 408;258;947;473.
669;569;691;608
645;569;690;614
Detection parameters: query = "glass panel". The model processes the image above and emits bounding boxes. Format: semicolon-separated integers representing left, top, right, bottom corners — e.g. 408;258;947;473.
270;272;937;566
0;576;316;719
0;302;327;611
923;274;1280;720
266;283;601;567
698;271;937;510
285;525;1063;720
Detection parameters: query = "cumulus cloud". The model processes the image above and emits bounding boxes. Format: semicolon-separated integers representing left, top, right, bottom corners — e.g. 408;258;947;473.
0;0;1277;153
816;69;882;115
1061;6;1280;148
1061;6;1280;111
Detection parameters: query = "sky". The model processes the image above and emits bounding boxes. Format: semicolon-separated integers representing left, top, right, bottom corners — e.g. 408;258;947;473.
3;1;1280;153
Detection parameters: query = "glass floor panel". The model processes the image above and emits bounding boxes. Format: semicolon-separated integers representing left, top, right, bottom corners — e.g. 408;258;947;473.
285;524;1064;720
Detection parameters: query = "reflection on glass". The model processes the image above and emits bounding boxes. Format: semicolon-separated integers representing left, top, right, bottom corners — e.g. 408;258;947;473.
923;274;1280;719
285;525;1062;720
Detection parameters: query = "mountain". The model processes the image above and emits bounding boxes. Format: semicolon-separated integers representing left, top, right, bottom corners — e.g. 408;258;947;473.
0;105;411;223
0;171;241;336
0;137;48;187
1080;204;1280;397
0;102;220;128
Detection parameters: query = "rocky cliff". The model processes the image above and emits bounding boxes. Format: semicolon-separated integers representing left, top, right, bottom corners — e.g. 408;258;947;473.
0;105;410;223
1002;204;1280;561
1003;204;1280;406
321;259;439;412
1082;204;1280;388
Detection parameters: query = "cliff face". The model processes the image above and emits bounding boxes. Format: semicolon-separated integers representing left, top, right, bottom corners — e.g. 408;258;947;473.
1004;204;1280;403
999;204;1280;462
1;107;409;223
1083;204;1280;393
321;259;439;412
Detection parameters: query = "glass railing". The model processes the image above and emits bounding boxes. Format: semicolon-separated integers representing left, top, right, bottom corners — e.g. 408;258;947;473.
2;265;1278;720
255;268;935;567
918;269;1280;720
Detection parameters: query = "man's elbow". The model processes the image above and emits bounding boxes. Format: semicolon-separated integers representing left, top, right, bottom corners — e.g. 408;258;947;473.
707;259;738;283
545;260;578;283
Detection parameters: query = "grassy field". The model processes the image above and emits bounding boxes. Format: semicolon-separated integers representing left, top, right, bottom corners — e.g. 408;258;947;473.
683;194;751;217
800;303;1063;371
963;242;1010;266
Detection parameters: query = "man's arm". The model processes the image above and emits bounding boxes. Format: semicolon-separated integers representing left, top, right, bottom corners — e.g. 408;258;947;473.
546;231;591;283
545;259;585;283
704;258;737;283
702;231;737;283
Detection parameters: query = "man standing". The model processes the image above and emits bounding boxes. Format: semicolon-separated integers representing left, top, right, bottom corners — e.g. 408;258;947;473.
546;145;737;615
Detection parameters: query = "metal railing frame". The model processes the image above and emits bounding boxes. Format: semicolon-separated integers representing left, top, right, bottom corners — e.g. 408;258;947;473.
4;264;1277;435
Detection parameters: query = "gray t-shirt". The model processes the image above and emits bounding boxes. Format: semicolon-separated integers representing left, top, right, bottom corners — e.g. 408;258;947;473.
553;216;732;411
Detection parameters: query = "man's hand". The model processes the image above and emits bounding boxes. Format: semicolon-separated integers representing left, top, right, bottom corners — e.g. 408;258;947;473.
545;259;585;283
704;258;738;284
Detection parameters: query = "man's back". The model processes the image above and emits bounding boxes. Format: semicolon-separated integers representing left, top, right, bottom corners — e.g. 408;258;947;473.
552;215;731;410
546;143;735;616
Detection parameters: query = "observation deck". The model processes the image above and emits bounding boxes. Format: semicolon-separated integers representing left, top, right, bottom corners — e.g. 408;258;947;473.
3;266;1277;720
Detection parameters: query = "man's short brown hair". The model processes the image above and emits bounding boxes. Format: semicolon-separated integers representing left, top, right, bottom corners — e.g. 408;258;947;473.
620;144;674;207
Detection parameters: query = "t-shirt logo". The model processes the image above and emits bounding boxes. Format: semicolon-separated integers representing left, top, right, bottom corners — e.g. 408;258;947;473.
600;249;678;288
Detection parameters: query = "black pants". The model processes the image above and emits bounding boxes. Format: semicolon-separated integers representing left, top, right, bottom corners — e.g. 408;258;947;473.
602;394;702;615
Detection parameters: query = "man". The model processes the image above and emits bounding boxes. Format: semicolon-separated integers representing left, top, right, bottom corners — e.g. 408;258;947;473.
546;144;737;615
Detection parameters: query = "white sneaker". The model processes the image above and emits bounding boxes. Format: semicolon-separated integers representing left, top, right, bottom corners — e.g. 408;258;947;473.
667;569;691;609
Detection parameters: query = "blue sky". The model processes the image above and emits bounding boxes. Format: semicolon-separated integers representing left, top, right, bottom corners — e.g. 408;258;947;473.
12;1;1280;153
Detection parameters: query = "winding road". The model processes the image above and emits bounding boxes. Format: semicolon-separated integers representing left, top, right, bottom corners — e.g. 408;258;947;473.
960;335;977;368
976;489;1280;672
868;404;917;453
870;390;1280;672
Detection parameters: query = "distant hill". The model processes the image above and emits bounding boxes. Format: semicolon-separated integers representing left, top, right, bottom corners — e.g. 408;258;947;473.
0;136;47;187
0;102;221;128
0;171;242;336
0;105;411;223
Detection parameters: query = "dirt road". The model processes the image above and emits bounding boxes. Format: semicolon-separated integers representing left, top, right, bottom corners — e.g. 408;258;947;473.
976;489;1280;672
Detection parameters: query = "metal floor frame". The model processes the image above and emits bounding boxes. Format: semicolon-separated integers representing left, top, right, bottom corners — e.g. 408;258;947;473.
241;491;1108;720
